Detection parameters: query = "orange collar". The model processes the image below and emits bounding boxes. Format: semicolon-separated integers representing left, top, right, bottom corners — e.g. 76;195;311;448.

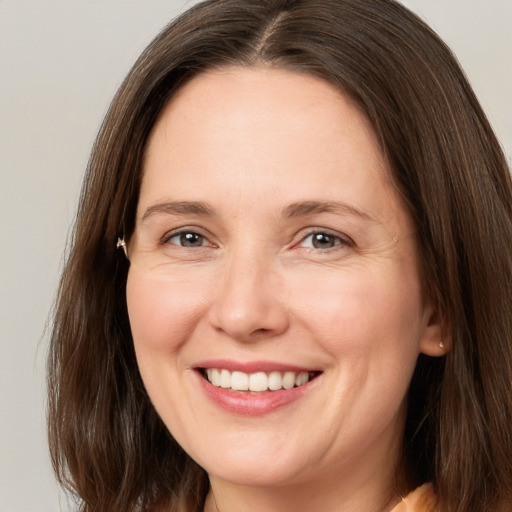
391;484;438;512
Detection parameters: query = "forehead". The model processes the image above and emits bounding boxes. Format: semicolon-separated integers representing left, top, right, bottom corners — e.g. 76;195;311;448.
139;66;409;233
146;66;383;167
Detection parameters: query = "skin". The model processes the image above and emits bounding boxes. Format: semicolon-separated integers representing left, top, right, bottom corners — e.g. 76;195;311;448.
126;67;445;512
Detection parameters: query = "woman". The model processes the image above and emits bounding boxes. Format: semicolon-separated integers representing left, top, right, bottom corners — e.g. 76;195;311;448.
47;1;512;511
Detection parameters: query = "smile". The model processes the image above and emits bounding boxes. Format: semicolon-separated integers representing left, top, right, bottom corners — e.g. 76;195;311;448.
195;361;323;415
203;368;316;392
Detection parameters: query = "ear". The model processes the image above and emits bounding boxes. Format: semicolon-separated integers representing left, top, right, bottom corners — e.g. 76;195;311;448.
419;302;451;357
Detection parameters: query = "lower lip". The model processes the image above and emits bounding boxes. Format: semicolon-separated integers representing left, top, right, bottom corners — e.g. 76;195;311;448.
196;371;317;416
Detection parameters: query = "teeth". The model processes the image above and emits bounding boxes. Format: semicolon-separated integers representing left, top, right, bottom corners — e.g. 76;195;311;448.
282;371;295;390
211;368;220;386
296;372;309;386
220;369;231;389
249;372;268;392
268;371;282;391
231;371;249;391
204;368;312;392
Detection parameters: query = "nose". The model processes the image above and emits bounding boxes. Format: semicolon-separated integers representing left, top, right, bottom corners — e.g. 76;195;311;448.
207;250;289;342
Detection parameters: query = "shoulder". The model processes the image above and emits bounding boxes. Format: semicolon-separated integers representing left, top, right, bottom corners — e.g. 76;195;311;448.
391;484;438;512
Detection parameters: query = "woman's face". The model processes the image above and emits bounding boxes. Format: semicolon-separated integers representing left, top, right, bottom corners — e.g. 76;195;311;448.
127;67;442;492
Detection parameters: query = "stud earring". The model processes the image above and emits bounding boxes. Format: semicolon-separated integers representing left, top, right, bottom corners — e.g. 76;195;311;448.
116;237;128;257
439;341;445;349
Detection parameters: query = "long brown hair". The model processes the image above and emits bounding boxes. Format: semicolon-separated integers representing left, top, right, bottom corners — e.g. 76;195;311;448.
48;1;512;511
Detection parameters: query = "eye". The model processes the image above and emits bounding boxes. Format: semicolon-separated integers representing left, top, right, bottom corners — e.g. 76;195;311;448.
298;231;351;250
164;231;209;248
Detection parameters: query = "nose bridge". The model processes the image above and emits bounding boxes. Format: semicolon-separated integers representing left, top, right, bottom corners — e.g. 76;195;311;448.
209;243;288;340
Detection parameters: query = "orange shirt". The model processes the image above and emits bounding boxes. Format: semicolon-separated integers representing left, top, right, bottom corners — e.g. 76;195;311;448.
391;484;438;512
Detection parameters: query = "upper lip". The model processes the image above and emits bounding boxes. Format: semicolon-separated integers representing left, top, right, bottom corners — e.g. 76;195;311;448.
194;359;319;374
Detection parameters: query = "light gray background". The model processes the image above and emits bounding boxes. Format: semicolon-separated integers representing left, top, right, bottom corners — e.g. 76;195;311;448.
1;1;510;511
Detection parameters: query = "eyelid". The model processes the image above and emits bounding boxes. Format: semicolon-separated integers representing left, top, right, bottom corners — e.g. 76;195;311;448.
293;228;354;250
160;226;217;247
158;225;353;250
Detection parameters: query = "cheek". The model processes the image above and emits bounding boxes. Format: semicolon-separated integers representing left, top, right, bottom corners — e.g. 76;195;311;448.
126;269;209;357
287;264;424;360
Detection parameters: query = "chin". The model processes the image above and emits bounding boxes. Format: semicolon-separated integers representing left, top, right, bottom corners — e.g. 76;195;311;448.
180;431;314;488
202;457;308;489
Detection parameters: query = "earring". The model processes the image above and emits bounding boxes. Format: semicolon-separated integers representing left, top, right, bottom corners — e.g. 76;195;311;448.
439;341;445;349
116;237;128;257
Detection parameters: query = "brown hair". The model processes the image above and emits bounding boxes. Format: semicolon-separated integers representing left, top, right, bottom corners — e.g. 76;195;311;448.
48;1;512;511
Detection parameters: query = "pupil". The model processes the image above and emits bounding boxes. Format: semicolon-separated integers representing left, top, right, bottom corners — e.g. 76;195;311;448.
313;233;334;248
181;233;203;247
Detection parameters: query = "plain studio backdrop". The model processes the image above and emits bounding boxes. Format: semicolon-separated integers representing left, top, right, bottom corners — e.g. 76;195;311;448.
0;1;510;511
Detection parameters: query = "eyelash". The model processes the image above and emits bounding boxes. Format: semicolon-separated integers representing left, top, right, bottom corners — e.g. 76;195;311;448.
161;229;213;248
295;230;353;250
161;228;353;251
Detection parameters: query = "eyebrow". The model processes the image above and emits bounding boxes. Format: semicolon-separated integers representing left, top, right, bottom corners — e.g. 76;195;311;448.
141;199;374;223
282;201;374;222
141;201;214;221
